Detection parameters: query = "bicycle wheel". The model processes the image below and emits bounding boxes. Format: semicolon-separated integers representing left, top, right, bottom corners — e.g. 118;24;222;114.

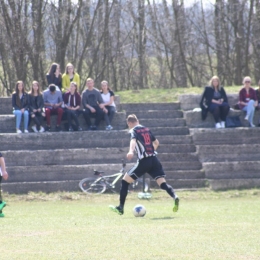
79;178;106;194
129;179;149;193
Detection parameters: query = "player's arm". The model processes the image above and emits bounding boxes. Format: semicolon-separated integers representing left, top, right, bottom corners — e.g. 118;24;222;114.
0;156;8;180
127;138;136;160
153;139;159;151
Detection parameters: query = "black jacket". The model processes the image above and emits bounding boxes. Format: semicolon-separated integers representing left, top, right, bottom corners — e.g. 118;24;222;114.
200;86;228;120
46;74;62;91
28;94;44;112
12;93;29;110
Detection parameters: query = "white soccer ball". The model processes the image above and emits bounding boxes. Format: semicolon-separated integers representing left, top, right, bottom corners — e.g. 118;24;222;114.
133;204;146;217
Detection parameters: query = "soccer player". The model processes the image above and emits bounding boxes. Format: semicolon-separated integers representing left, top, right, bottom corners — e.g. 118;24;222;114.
0;153;8;217
109;114;179;215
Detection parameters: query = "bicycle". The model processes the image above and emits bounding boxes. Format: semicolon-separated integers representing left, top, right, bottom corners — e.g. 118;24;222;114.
79;160;149;194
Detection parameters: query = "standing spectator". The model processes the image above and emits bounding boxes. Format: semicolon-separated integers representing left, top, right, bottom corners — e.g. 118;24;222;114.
12;81;29;133
81;78;105;130
99;80;116;130
0;152;8;217
63;82;83;131
239;76;258;127
46;63;62;91
62;63;80;93
43;84;63;132
28;81;45;133
200;76;230;128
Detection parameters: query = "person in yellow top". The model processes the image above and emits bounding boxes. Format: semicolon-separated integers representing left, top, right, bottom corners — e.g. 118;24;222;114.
62;63;80;93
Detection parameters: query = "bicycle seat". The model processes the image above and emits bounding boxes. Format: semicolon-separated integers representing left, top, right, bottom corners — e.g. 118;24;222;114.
94;170;104;175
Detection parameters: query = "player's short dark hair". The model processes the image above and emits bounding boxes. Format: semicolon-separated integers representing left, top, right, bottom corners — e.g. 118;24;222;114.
127;114;138;123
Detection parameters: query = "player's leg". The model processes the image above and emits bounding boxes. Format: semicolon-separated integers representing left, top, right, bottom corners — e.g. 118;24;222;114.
0;176;6;217
110;161;145;215
149;157;179;212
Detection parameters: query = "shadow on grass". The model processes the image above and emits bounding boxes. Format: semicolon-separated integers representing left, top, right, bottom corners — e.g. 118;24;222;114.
150;216;175;220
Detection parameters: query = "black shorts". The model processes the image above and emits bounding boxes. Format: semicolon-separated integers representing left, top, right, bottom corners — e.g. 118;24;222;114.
127;156;166;180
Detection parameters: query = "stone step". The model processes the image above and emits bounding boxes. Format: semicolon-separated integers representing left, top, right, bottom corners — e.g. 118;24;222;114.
203;161;260;179
157;144;196;153
208;179;260;190
3;148;199;167
0;112;127;133
197;144;260;162
6;161;202;182
150;127;189;135
164;170;205;179
150;179;207;189
138;118;186;127
191;128;260;145
126;110;183;119
121;102;180;111
2;177;208;194
0;132;192;151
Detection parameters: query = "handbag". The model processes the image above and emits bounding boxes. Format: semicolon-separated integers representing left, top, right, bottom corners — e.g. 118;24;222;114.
225;116;242;128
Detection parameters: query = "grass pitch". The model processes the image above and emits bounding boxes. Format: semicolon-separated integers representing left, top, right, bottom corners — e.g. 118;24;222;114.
1;189;260;260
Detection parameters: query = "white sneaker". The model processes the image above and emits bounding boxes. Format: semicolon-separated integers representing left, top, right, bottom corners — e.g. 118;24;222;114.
215;123;221;129
106;125;113;130
39;126;45;133
250;123;255;127
221;121;225;128
245;115;249;120
16;129;22;134
24;129;29;133
31;125;38;133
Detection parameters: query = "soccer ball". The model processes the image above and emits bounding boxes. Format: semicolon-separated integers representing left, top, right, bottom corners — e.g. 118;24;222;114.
133;204;146;217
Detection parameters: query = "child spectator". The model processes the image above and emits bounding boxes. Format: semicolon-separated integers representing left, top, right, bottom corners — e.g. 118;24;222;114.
62;63;80;93
46;63;62;91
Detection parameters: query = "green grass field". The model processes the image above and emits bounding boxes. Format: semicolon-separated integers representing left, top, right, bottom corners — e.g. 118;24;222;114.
1;189;260;260
117;86;243;103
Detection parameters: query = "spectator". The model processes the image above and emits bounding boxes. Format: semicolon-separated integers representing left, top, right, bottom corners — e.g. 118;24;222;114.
63;82;83;131
239;76;258;127
12;81;29;133
43;84;63;132
99;80;116;130
255;79;260;126
46;63;62;91
81;78;105;130
0;152;8;218
28;81;45;133
200;76;230;128
62;63;80;93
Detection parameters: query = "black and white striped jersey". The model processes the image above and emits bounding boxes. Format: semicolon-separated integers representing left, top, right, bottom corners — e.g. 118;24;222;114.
129;125;156;160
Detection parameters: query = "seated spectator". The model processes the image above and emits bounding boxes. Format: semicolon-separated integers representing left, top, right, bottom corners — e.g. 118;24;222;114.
46;63;62;91
43;84;63;132
28;81;45;133
200;76;230;128
254;80;260;126
62;63;80;93
239;76;258;127
63;82;83;131
99;80;116;130
81;78;105;130
12;81;29;133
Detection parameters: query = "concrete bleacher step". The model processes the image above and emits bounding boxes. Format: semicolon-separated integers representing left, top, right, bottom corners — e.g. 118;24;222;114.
138;118;186;127
196;144;260;162
3;148;200;167
0;112;127;133
121;102;180;111
125;110;183;119
150;179;207;189
203;161;260;190
191;128;260;145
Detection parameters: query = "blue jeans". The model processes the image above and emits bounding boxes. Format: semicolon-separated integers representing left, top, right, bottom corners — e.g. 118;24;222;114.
242;99;255;124
13;110;29;130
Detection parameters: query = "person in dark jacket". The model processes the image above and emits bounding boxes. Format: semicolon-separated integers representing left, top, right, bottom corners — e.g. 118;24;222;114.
28;81;45;133
12;81;29;133
46;63;62;91
239;76;258;127
63;82;83;131
200;76;230;128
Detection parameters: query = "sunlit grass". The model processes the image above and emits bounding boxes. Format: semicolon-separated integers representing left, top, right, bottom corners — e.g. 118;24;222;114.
1;189;260;260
